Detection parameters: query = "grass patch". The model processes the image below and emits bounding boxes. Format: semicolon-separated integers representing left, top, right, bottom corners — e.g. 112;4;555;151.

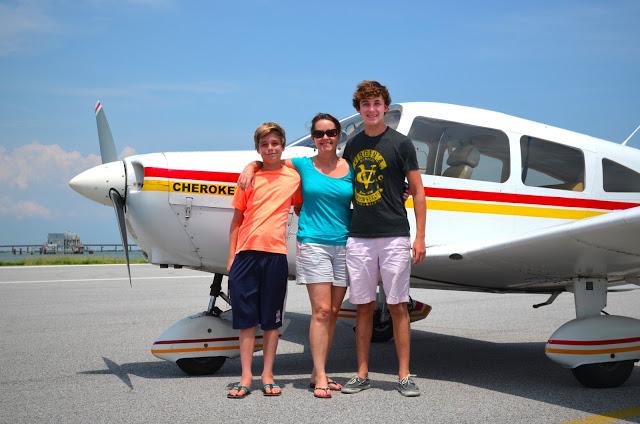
0;256;148;266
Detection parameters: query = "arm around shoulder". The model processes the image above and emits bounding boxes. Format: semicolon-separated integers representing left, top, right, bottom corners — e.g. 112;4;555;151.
237;161;262;191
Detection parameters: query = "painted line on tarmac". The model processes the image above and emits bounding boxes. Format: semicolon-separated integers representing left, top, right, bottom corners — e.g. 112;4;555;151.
0;275;212;285
0;263;151;269
560;406;640;424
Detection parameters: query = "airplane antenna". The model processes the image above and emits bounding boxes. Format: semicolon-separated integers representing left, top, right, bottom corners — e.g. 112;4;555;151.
622;124;640;146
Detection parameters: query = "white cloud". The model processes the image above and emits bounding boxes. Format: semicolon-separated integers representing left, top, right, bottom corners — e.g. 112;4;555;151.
0;142;100;190
0;1;57;56
0;195;52;219
119;146;137;159
0;142;136;190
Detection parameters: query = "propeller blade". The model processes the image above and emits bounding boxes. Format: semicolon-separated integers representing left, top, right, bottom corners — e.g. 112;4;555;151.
95;101;118;164
109;188;132;287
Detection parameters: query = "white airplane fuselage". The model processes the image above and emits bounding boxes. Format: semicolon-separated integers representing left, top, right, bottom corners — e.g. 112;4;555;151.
77;102;640;291
70;101;640;386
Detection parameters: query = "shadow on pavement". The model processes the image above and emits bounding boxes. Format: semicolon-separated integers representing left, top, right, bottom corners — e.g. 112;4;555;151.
78;311;640;418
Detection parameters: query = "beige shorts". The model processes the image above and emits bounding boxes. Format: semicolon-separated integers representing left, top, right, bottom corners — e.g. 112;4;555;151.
346;236;411;305
295;242;348;287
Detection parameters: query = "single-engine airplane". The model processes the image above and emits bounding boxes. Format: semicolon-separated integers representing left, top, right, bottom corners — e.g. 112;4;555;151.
69;101;640;388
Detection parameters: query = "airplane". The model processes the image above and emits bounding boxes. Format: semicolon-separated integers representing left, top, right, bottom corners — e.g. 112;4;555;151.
69;101;640;388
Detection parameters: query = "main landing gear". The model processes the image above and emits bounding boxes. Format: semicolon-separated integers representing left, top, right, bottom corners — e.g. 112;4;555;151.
544;279;640;388
174;274;230;375
342;289;432;343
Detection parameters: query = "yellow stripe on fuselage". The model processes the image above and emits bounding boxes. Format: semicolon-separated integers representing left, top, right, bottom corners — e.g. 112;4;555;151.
143;179;170;191
406;198;606;220
143;178;606;220
142;179;236;196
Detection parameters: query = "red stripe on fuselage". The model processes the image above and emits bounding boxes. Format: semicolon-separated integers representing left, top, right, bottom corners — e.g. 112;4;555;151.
144;167;239;183
425;187;639;211
547;336;640;346
143;167;640;210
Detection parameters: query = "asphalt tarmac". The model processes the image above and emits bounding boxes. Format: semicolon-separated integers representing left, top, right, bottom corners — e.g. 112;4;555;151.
1;264;639;424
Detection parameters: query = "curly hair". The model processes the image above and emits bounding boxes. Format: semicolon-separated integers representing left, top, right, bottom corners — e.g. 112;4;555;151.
352;80;391;110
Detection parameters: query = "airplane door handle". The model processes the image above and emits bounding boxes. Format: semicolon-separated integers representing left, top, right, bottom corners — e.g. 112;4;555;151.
185;196;193;219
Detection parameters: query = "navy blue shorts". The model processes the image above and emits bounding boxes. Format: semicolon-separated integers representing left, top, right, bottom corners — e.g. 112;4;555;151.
228;250;288;330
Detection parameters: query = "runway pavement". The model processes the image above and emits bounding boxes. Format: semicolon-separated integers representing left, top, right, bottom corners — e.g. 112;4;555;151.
1;264;639;423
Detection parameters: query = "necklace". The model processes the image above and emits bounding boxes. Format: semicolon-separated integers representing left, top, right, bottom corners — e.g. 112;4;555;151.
313;156;339;175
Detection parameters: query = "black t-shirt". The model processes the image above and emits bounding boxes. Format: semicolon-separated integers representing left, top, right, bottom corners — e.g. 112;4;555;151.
342;127;419;237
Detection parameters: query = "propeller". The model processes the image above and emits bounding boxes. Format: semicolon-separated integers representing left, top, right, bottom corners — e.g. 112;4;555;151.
70;102;133;285
96;101;132;286
109;188;132;287
95;101;118;164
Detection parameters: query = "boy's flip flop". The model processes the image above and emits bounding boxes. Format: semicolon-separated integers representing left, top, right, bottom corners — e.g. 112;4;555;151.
262;383;282;396
227;385;250;399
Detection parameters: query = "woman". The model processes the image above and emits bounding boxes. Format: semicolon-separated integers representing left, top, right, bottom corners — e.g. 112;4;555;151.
238;113;353;399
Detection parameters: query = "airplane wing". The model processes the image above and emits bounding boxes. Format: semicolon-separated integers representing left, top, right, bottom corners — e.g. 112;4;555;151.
413;206;640;292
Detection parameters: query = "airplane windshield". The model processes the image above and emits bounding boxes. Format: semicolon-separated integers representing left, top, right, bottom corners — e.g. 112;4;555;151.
288;108;402;153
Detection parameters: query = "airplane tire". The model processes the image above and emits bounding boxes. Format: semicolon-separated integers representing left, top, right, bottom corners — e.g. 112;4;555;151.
176;357;226;376
371;310;393;343
571;360;635;388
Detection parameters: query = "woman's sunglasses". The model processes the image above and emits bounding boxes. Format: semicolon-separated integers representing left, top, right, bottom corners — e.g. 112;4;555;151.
312;129;339;139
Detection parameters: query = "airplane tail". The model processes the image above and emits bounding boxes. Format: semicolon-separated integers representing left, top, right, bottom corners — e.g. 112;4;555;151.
95;101;118;163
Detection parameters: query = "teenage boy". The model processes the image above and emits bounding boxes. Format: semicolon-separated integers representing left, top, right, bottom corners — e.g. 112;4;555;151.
341;81;426;397
226;122;301;399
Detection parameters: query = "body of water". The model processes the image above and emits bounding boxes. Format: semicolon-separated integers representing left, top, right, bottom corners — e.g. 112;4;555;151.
0;250;145;263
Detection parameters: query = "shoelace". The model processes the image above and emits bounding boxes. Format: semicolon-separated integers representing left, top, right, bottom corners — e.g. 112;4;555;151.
399;374;417;385
347;376;367;385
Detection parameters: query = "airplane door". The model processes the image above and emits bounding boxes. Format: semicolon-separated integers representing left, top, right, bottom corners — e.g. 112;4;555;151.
407;116;515;247
165;153;240;273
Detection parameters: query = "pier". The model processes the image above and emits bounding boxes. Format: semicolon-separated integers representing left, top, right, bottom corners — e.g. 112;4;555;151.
0;244;140;255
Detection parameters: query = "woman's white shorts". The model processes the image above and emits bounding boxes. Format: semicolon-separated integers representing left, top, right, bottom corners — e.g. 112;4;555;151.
295;242;348;287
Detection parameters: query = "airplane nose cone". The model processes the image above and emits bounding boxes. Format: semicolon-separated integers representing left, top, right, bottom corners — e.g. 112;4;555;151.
69;161;126;206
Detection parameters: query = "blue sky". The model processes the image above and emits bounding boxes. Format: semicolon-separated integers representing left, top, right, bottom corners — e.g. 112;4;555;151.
1;0;639;244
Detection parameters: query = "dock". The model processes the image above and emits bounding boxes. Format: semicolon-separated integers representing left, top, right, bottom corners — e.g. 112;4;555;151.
0;244;140;255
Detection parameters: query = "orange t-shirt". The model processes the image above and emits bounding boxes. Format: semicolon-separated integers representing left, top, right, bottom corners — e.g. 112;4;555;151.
231;166;301;255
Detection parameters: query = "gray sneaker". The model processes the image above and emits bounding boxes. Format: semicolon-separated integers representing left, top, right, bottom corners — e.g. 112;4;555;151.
341;376;371;394
397;374;420;397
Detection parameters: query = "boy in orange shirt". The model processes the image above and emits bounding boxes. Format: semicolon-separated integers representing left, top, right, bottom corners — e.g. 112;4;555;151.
226;122;301;398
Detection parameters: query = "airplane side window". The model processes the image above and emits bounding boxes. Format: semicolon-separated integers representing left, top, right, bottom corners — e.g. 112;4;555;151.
407;116;509;182
407;117;442;174
603;159;640;192
520;136;584;191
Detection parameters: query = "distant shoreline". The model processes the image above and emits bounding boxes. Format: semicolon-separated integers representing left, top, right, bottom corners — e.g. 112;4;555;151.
0;254;148;266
